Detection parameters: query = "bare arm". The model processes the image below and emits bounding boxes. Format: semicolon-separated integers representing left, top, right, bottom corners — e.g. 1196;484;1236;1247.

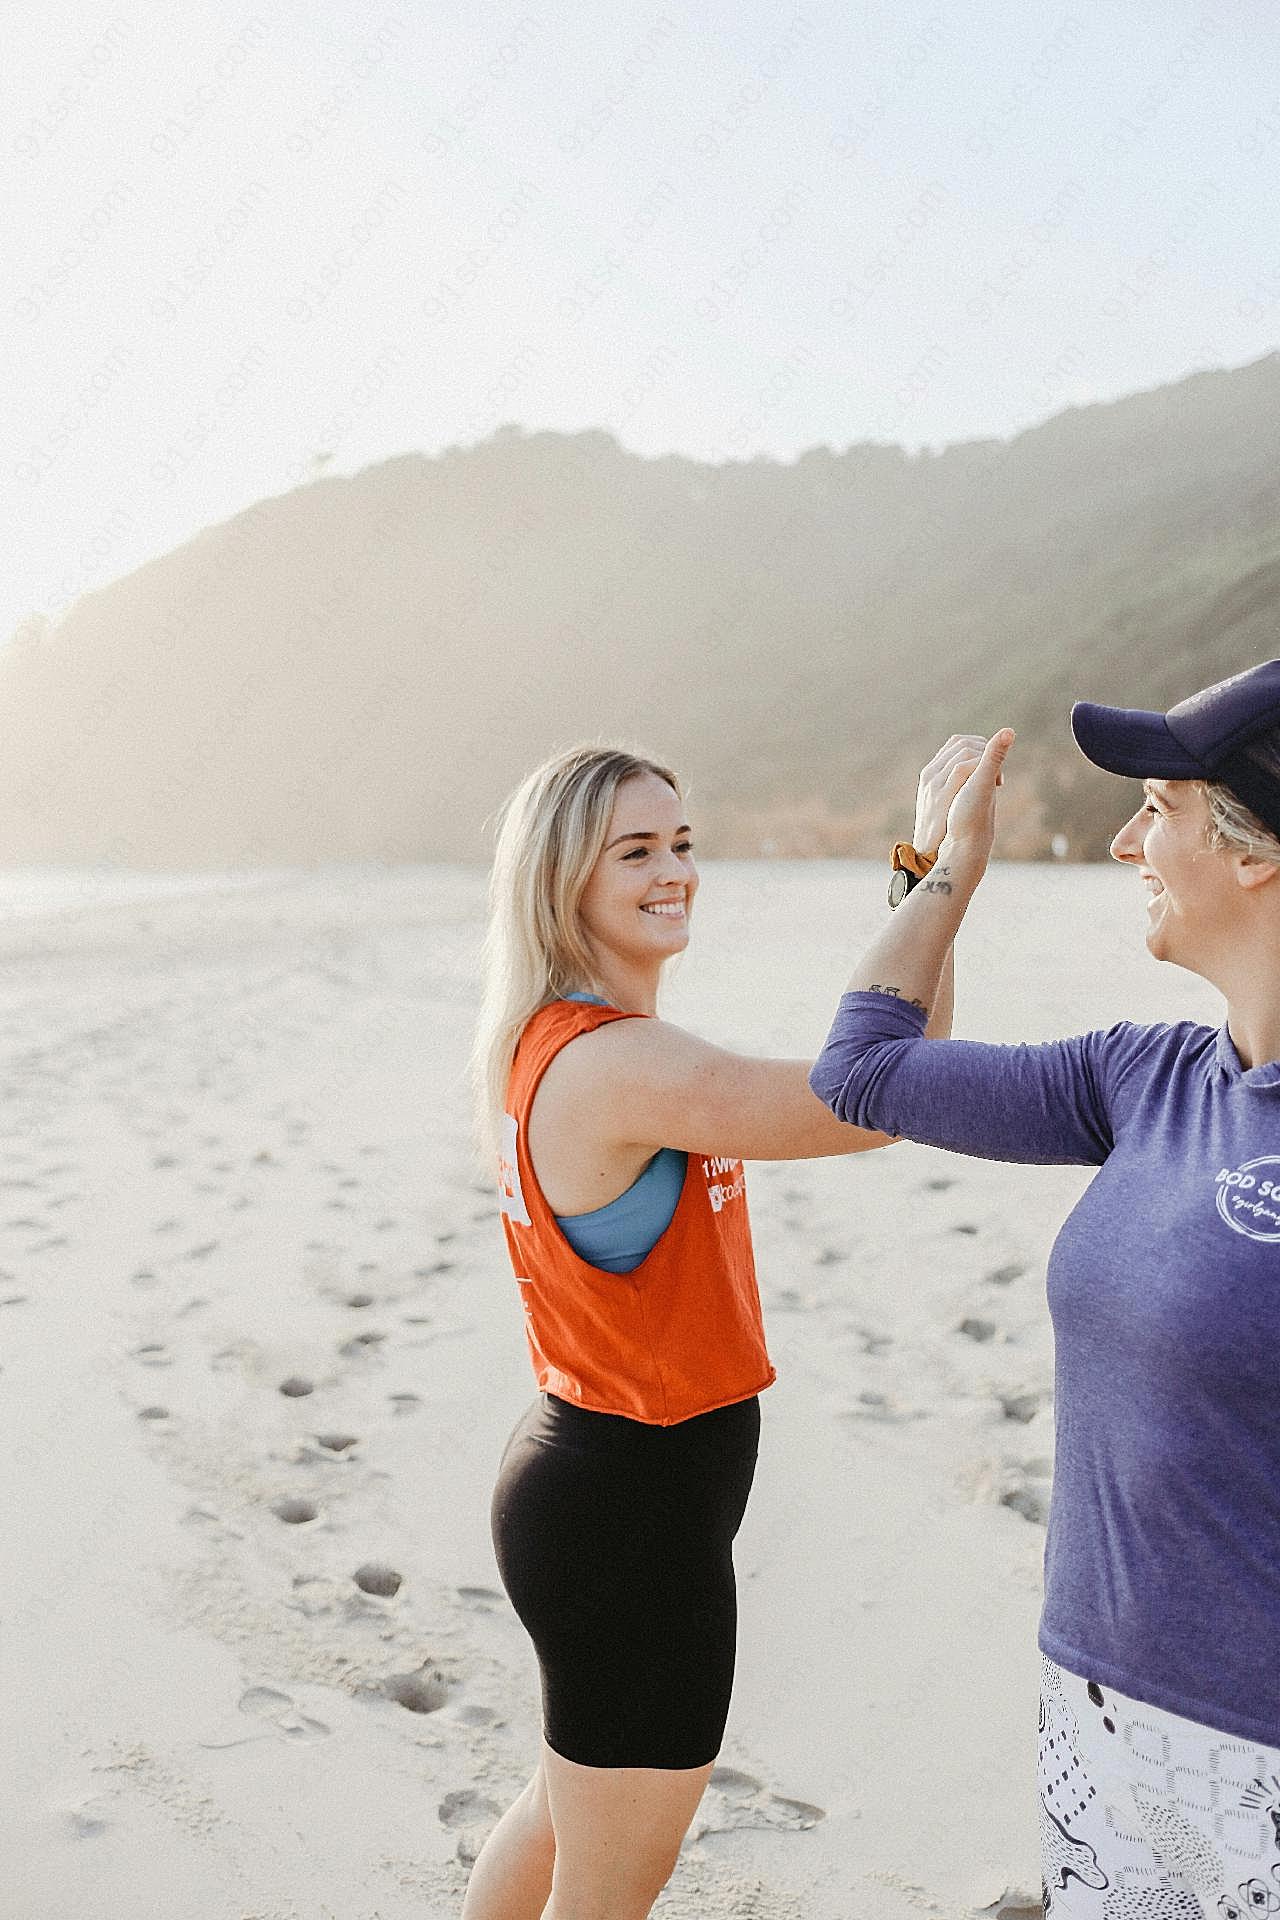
910;734;989;1042
560;942;951;1164
555;1016;896;1161
926;944;954;1040
549;734;976;1162
844;729;1015;1006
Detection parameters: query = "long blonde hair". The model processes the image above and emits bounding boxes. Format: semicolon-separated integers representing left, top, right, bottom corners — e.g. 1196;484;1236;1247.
468;743;683;1168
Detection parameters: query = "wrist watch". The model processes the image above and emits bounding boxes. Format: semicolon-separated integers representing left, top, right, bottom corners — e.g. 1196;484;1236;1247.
887;841;937;909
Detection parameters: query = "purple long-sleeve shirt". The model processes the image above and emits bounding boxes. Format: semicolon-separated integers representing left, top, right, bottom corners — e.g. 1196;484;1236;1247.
810;989;1280;1747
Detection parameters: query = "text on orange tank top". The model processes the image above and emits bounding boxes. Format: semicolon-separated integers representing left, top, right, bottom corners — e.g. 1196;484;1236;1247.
497;999;776;1425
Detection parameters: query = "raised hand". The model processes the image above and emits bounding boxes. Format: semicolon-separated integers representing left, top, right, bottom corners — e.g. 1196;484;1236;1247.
939;728;1016;873
913;734;993;856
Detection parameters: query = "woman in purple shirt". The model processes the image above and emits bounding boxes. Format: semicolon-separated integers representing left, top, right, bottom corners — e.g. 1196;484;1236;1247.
809;661;1280;1919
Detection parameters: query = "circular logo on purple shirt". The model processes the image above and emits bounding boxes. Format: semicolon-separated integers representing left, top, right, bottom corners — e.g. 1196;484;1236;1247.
1214;1155;1280;1242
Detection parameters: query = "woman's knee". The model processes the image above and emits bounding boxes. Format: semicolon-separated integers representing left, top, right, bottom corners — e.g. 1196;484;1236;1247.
544;1853;679;1920
514;1762;555;1849
541;1746;710;1917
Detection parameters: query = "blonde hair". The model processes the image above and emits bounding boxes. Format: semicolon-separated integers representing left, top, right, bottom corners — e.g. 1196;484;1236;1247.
1201;728;1280;863
468;743;683;1168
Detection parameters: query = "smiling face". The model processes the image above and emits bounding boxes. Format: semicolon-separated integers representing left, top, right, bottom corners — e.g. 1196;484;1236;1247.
1109;777;1240;969
576;770;698;975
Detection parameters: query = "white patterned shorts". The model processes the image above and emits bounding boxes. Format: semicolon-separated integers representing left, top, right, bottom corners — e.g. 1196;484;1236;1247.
1039;1655;1280;1919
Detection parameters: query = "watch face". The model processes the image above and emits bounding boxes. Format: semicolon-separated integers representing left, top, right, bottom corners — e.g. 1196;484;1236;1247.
887;868;910;908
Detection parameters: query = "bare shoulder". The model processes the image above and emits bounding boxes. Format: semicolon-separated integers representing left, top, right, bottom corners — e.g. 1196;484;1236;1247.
538;1011;892;1162
536;1015;705;1111
543;1014;709;1102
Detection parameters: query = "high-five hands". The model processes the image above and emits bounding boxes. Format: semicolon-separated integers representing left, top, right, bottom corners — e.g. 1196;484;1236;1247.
913;734;1004;857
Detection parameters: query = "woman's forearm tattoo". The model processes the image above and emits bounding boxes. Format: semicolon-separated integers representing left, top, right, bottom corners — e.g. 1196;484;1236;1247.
922;864;954;896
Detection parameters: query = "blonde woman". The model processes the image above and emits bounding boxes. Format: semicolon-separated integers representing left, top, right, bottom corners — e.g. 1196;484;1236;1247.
463;736;981;1920
810;661;1280;1913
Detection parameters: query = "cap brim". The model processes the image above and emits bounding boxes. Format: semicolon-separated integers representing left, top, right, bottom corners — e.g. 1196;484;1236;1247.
1070;701;1205;779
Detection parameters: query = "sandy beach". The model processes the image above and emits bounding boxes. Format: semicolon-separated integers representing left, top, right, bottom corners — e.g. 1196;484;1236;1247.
2;858;1219;1920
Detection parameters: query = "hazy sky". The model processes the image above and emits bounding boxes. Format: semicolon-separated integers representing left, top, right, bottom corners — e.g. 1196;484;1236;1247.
8;0;1280;641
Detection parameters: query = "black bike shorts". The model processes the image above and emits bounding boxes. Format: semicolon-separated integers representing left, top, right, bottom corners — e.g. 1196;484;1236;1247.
490;1390;761;1769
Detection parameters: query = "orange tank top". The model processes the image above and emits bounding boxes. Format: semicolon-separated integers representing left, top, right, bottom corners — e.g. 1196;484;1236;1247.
497;998;776;1425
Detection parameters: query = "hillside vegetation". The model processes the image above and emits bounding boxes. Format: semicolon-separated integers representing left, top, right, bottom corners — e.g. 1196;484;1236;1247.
6;353;1279;864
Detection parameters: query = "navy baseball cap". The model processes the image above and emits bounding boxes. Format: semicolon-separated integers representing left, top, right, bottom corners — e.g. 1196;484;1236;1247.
1071;659;1280;840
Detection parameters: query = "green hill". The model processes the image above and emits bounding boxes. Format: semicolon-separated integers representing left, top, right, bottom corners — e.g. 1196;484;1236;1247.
4;353;1278;865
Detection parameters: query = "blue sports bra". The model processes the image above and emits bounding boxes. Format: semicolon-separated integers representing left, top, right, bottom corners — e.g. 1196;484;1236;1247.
551;993;687;1274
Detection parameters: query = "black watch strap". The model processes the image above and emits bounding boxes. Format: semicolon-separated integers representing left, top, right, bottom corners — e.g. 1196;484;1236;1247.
888;866;923;909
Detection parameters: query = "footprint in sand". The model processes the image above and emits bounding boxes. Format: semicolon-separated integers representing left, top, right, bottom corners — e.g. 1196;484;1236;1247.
337;1329;387;1359
843;1391;924;1425
812;1247;846;1267
696;1767;825;1837
344;1291;376;1308
353;1562;403;1597
439;1788;503;1829
922;1177;957;1192
278;1375;315;1397
456;1586;503;1612
181;1503;236;1532
449;1703;501;1728
978;1891;1043;1920
314;1432;358;1454
132;1342;173;1368
996;1387;1047;1425
66;1797;112;1838
985;1262;1028;1287
388;1391;421;1415
0;1292;28;1307
1000;1459;1053;1526
382;1667;451;1714
440;1787;505;1858
234;1684;331;1742
272;1496;319;1524
848;1324;892;1355
958;1316;998;1343
952;1222;980;1236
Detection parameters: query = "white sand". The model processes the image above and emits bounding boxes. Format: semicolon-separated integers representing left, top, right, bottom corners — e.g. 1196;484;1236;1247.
1;861;1219;1919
